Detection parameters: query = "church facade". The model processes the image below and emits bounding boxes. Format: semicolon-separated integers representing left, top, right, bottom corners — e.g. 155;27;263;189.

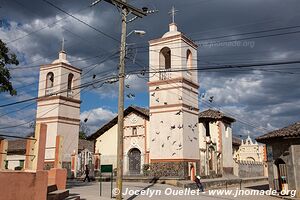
88;106;237;178
234;135;265;162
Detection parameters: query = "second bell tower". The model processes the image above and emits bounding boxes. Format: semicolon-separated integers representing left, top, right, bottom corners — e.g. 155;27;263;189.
36;49;81;166
148;21;200;177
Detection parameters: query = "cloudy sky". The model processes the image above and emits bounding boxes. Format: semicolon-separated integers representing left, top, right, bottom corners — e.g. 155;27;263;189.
0;0;299;139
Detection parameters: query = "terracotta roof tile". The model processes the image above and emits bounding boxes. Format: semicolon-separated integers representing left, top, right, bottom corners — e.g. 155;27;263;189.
198;109;235;123
256;122;300;142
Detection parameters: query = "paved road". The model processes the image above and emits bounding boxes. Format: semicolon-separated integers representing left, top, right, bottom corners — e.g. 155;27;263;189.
67;180;279;200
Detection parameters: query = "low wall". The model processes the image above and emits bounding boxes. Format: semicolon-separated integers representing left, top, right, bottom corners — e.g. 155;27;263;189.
179;177;268;190
0;170;48;200
146;162;189;179
237;161;264;178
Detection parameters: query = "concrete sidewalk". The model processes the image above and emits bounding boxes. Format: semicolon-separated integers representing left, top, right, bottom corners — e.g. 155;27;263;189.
178;176;268;190
67;180;277;200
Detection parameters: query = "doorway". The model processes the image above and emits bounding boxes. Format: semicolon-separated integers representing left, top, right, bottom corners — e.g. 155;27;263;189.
128;148;141;175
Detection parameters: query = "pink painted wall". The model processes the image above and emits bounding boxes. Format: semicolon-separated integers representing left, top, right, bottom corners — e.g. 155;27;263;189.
48;168;67;190
0;171;47;200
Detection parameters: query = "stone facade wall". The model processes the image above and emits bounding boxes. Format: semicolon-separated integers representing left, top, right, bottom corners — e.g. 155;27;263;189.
234;160;265;178
146;162;189;179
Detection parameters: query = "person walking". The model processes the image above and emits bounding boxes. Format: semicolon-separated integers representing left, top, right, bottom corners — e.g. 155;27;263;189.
83;164;90;182
195;175;204;192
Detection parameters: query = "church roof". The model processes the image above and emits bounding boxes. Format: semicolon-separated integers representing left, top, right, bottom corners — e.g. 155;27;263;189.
256;121;300;143
7;139;26;154
198;109;235;123
87;106;149;140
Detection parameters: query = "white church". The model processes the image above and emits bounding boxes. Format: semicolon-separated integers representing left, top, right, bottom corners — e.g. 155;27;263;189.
5;15;239;180
88;21;237;179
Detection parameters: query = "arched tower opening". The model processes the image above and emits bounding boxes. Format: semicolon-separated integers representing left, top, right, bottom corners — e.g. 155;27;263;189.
67;73;74;97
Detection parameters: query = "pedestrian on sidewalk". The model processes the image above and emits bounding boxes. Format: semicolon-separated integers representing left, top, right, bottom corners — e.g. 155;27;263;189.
83;164;90;182
195;175;204;192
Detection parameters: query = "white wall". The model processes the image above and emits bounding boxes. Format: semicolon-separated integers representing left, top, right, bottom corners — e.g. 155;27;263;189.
6;155;26;170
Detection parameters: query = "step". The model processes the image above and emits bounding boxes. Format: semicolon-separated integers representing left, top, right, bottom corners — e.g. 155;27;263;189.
64;196;80;200
47;189;69;200
47;184;58;193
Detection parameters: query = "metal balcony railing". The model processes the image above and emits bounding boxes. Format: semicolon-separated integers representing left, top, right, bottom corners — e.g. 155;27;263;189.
159;69;172;80
45;87;54;96
67;89;73;98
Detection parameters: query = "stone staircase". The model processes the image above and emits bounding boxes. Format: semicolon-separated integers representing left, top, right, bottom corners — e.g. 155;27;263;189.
47;184;80;200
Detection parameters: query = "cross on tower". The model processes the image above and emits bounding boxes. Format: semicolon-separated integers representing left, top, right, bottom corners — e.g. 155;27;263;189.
61;37;65;52
168;6;178;24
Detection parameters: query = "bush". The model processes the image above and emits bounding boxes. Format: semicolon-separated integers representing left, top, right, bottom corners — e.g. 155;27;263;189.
142;164;150;176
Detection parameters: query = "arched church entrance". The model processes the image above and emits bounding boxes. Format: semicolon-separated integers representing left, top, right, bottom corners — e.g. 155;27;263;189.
128;148;141;175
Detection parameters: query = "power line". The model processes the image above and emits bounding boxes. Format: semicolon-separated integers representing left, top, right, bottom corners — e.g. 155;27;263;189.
2;58;300;110
3;50;119;99
0;73;118;130
42;0;120;43
194;24;300;41
128;57;278;133
5;0;91;44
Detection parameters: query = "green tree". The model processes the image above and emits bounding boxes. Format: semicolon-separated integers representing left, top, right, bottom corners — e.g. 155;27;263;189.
79;121;90;139
0;39;19;95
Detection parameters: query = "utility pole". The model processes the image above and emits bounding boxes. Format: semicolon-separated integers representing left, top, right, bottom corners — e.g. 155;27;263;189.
116;1;127;199
91;1;149;199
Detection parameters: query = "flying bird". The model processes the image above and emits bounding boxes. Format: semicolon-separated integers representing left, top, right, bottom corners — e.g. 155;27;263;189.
188;124;192;128
93;74;96;79
209;96;214;102
188;136;193;142
151;92;155;97
126;93;135;98
155;98;160;102
172;141;176;145
172;152;176;156
175;110;182;115
125;84;130;88
155;86;160;90
170;125;176;130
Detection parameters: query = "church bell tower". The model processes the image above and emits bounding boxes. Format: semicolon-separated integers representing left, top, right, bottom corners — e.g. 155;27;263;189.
36;48;81;165
148;9;200;177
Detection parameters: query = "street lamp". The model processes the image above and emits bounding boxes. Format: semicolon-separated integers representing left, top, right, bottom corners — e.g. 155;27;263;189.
126;30;146;37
